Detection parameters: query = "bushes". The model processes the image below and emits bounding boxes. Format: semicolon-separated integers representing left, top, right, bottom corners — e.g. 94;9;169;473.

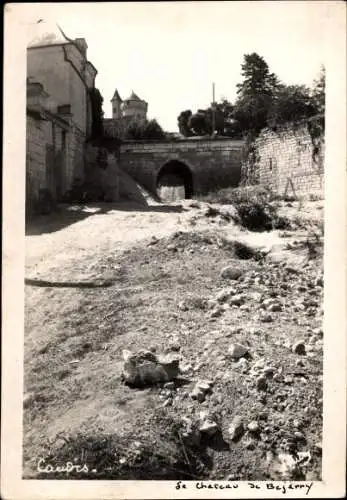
199;186;291;232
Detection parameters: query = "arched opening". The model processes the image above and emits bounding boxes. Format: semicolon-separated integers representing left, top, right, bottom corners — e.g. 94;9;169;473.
156;160;193;202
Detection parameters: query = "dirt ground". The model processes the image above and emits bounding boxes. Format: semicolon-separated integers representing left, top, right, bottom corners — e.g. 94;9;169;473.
23;197;324;480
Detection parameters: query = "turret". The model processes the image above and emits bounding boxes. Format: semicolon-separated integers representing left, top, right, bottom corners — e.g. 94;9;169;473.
122;91;148;120
111;89;123;119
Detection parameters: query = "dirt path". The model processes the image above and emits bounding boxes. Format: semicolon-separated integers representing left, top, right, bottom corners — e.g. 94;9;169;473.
23;199;323;480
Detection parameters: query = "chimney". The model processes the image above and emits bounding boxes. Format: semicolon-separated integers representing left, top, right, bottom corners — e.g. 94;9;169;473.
74;38;88;57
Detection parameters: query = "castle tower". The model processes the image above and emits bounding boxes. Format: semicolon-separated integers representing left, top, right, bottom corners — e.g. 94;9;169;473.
122;91;148;121
111;89;123;119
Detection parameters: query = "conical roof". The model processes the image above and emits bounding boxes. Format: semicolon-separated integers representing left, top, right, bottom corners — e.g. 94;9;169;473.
111;89;122;102
27;19;72;48
125;91;142;102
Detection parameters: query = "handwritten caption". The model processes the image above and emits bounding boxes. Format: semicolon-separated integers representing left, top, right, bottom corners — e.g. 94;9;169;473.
36;459;314;495
176;481;314;495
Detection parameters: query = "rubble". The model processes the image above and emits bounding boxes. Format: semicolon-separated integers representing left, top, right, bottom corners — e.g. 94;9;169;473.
122;349;179;387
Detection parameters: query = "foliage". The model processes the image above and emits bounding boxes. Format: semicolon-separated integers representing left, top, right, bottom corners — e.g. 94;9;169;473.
269;84;318;126
124;119;167;140
89;88;104;140
177;110;193;137
177;100;242;138
311;66;325;115
233;53;279;134
198;185;291;232
177;55;325;140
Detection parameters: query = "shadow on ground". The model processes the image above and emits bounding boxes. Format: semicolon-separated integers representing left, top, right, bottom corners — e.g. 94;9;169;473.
25;278;114;289
25;201;186;236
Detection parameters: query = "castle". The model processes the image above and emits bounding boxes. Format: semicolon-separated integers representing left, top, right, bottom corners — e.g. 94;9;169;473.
103;89;148;139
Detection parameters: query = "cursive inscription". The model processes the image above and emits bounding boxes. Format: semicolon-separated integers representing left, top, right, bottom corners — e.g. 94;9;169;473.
175;481;314;495
37;457;92;474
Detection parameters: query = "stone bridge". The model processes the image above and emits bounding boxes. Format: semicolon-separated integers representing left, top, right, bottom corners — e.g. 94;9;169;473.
118;138;245;200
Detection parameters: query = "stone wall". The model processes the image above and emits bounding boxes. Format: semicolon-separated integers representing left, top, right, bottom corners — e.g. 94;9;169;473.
67;126;86;185
247;119;324;198
119;139;244;196
26;115;46;212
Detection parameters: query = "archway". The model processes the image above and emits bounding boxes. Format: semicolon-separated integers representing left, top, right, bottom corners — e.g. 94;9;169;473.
156;160;193;201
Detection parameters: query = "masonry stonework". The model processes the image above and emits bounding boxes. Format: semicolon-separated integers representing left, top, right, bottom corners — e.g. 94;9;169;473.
248;121;324;198
119;139;244;197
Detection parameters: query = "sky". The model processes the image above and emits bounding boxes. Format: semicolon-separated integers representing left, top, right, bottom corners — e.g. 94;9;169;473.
21;2;329;132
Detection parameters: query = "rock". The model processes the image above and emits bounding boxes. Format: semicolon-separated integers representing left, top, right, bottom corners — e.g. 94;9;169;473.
268;303;282;312
178;300;189;311
122;349;179;387
216;288;235;303
229;294;244;306
148;236;159;245
196;380;213;392
237;358;249;372
225;326;244;337
190;386;206;402
181;417;201;446
220;266;243;280
169;335;181;351
292;341;306;355
249;327;263;336
285;266;300;274
180;363;193;374
247;420;259;433
164;381;175;390
167;244;177;252
199;419;218;435
251;292;263;302
284;376;294;385
228;417;244;441
210;307;223;318
256;376;268;391
263;366;276;377
294;431;306;442
259;312;274;323
227;343;248;360
244;440;256;450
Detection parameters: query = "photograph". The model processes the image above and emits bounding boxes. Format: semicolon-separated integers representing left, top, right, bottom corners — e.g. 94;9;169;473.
1;1;346;498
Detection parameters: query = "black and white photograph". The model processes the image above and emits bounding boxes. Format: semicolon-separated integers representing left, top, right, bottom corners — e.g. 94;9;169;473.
1;1;346;498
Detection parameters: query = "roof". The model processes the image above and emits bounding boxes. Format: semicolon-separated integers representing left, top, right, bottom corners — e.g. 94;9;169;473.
125;91;143;102
27;19;73;48
111;89;122;102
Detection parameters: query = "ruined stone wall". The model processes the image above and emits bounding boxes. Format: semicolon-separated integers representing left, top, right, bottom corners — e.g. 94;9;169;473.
249;121;324;198
26;115;47;211
119;139;244;196
67;127;85;185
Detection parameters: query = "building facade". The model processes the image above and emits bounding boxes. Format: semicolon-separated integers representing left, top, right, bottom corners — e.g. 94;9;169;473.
26;20;98;212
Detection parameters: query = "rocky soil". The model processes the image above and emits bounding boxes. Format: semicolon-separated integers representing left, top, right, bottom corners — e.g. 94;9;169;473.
23;198;324;480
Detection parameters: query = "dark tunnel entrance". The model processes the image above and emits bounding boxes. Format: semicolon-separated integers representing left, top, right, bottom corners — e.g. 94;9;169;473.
156;161;193;202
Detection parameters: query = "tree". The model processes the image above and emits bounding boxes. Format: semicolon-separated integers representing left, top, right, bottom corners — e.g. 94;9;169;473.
124;118;166;140
89;87;104;140
177;110;193;137
270;84;318;126
233;53;279;133
177;99;237;137
189;110;211;135
311;65;325;115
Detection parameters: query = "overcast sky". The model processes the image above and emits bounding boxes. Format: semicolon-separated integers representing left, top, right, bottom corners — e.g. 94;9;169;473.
22;2;329;132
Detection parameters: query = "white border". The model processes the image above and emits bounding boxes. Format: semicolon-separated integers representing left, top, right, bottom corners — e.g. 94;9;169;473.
2;2;346;498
